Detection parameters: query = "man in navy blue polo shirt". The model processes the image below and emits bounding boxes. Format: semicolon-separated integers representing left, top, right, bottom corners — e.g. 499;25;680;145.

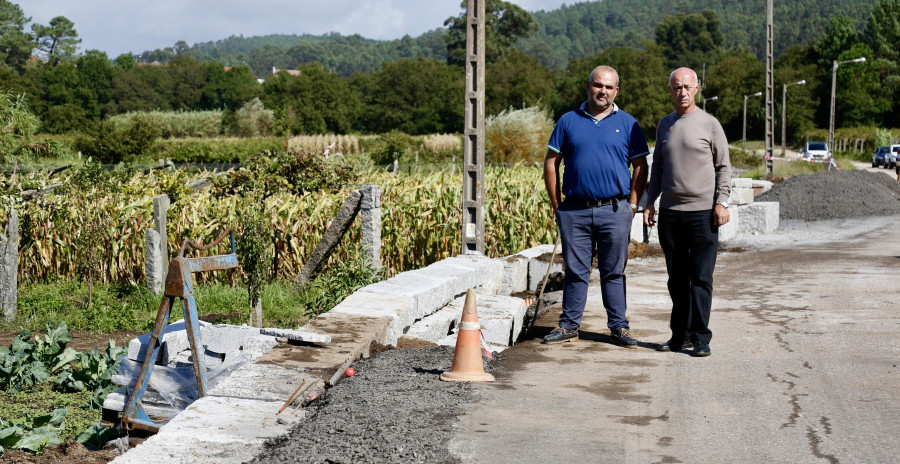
542;65;650;347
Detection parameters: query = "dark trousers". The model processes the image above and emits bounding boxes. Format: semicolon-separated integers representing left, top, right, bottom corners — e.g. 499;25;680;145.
555;199;632;331
657;208;718;346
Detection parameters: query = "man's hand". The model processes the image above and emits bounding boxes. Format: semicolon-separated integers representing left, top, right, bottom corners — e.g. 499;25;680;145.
643;204;656;227
714;204;730;227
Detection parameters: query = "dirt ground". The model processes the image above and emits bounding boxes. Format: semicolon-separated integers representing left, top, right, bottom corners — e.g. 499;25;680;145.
0;330;142;353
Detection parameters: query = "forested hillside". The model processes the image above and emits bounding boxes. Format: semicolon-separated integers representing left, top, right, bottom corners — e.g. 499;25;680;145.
150;0;874;77
520;0;874;69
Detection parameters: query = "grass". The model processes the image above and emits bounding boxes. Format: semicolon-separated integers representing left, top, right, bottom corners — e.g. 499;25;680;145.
2;279;314;334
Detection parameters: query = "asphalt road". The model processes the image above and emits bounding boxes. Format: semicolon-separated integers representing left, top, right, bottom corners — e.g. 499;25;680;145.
448;215;900;464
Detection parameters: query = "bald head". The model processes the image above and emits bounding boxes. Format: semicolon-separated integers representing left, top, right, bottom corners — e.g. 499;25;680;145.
668;67;700;115
590;65;620;87
668;67;698;87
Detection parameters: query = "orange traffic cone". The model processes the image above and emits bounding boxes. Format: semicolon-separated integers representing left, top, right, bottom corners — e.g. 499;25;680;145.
440;289;495;382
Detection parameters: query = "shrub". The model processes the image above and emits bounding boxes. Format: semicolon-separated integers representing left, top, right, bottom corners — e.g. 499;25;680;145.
485;106;553;164
156;137;284;164
74;116;161;164
0;91;40;137
215;147;357;197
41;104;88;135
228;98;275;138
367;130;417;166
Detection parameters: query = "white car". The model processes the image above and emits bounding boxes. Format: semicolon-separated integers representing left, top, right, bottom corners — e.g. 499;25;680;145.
800;142;830;162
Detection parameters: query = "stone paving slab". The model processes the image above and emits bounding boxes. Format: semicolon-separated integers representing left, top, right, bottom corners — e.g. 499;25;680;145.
110;396;305;464
208;363;322;402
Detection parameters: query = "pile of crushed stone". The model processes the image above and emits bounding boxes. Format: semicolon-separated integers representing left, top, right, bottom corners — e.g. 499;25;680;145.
756;170;900;221
251;346;494;464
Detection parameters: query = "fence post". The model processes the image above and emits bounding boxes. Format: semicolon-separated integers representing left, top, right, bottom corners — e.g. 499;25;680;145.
360;184;382;271
0;210;18;321
145;228;164;294
153;194;170;266
293;189;362;290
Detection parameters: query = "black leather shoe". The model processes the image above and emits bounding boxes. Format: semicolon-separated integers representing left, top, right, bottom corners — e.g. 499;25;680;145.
543;327;579;344
656;340;693;352
692;345;711;357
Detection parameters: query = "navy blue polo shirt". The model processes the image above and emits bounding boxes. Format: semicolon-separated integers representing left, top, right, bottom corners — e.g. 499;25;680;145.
547;102;650;201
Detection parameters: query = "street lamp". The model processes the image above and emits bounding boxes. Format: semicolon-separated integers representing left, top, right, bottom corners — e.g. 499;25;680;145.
781;80;806;156
743;91;762;151
703;96;718;111
828;57;865;162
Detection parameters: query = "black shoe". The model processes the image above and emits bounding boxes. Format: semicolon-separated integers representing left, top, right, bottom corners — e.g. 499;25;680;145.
610;327;638;349
656;340;693;352
692;344;711;357
543;327;579;344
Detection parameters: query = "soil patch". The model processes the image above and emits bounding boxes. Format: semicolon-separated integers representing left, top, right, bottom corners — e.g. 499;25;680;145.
0;330;142;352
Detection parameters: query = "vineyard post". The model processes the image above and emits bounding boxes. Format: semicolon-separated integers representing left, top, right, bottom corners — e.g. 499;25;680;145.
153;194;170;266
0;209;18;321
145;228;164;294
359;183;382;271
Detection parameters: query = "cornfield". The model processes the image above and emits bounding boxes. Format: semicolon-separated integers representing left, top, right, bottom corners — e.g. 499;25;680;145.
1;165;555;285
107;110;224;138
284;134;361;156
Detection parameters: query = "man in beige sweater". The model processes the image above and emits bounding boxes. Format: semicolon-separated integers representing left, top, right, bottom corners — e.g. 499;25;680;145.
643;67;732;358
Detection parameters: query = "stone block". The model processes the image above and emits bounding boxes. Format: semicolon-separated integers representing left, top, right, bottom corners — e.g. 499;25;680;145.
442;293;528;347
110;396;305;464
718;207;740;242
208;363;321;402
327;291;416;345
752;180;774;197
729;187;755;206
104;386;182;420
259;327;332;344
401;305;459;344
737;201;780;235
127;319;212;365
498;254;528;295
203;325;274;355
528;253;564;292
451;254;505;294
145;228;164;295
516;244;556;260
731;177;754;188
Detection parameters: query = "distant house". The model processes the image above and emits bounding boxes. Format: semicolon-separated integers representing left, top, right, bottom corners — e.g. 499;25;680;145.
272;67;302;76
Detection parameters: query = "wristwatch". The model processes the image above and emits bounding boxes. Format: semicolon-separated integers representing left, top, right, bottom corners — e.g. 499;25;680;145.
715;201;730;209
628;202;638;212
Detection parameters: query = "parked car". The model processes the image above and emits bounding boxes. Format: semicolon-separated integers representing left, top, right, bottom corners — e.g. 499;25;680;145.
873;145;891;168
888;144;900;168
801;142;830;162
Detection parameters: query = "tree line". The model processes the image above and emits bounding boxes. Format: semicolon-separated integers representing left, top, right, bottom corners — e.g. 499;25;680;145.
1;0;898;145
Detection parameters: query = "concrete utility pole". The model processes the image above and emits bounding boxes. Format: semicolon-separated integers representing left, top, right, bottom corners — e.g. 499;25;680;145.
781;80;806;157
828;57;866;162
743;92;762;151
461;0;486;255
764;0;775;175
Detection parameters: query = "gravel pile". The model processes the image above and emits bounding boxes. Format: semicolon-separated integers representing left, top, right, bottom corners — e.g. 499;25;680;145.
252;346;494;464
756;170;900;221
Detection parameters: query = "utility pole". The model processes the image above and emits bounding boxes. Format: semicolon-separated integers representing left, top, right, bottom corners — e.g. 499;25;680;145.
764;0;775;175
461;0;485;254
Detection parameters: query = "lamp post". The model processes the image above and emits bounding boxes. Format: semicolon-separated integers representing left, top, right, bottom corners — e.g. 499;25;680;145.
743;91;762;151
703;96;718;111
781;80;806;156
828;57;865;161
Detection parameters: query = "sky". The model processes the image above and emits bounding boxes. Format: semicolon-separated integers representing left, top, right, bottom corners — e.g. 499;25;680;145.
23;1;585;59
